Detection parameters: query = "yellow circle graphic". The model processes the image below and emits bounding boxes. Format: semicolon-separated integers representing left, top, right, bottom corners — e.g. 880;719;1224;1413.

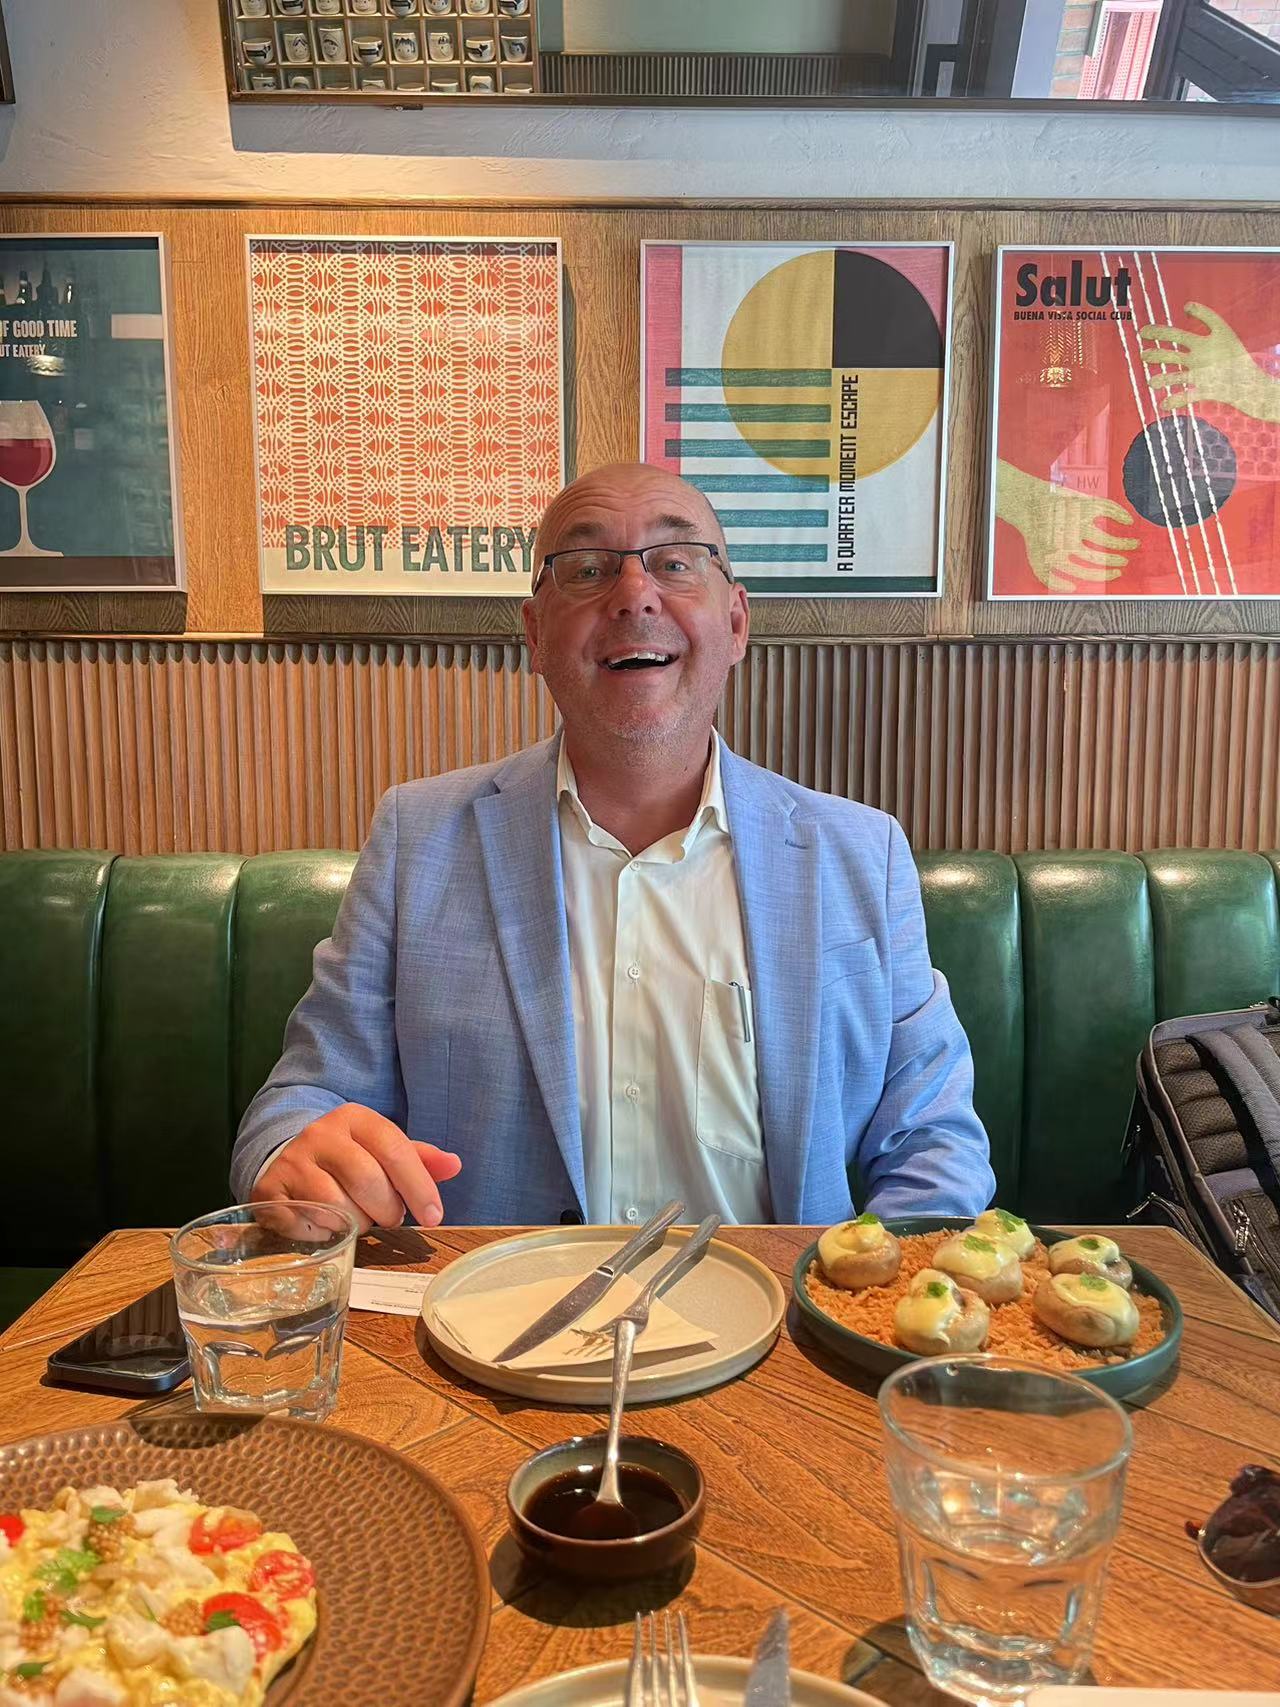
720;251;941;481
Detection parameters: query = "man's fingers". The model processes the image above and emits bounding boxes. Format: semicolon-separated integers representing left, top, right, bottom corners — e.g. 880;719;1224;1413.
415;1143;463;1183
310;1135;410;1228
346;1115;447;1227
255;1162;373;1235
248;1108;462;1233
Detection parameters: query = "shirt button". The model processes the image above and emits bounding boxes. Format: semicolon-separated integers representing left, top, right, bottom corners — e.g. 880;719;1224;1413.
625;1206;640;1222
625;1082;640;1101
627;963;641;981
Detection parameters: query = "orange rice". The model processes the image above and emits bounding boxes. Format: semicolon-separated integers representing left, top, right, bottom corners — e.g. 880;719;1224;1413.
805;1231;1166;1368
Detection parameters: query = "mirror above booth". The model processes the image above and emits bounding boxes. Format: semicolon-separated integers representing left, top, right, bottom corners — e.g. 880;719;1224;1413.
221;0;1280;106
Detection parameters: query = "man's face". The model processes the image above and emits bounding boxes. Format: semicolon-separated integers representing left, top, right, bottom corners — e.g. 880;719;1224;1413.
522;465;750;753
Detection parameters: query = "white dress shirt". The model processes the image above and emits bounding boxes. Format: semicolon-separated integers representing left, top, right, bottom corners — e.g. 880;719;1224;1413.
557;733;771;1226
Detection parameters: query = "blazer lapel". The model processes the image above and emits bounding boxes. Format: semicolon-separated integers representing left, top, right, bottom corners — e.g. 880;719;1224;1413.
721;744;823;1222
473;735;585;1213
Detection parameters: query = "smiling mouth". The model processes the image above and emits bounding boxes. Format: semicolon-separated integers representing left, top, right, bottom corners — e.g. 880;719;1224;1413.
601;652;677;671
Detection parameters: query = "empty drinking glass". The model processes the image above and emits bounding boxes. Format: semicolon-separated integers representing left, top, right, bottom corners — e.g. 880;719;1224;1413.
171;1203;357;1422
878;1356;1132;1705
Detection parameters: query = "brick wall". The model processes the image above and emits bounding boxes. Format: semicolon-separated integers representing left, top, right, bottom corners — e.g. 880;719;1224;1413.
1051;0;1280;99
1051;0;1100;97
1203;0;1280;44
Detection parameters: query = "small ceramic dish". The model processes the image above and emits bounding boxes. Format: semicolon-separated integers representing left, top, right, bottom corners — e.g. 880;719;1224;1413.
507;1433;704;1582
1194;1534;1280;1614
1189;1463;1280;1613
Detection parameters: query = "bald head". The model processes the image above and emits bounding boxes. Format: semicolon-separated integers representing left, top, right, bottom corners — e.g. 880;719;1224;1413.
533;463;728;582
520;458;749;770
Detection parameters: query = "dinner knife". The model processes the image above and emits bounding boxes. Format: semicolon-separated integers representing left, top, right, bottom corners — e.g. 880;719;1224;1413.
743;1607;791;1707
491;1199;685;1363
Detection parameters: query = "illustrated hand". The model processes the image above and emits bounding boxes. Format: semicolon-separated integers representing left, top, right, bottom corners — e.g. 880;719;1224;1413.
995;460;1139;594
1139;302;1280;424
251;1102;463;1233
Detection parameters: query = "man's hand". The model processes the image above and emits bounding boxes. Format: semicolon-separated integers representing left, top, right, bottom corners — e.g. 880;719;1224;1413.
250;1103;463;1233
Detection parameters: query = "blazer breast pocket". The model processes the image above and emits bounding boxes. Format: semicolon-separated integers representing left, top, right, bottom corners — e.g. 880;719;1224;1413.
821;936;881;990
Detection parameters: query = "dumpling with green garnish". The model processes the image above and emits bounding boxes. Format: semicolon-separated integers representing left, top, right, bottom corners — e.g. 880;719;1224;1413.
893;1267;990;1356
933;1230;1024;1305
817;1212;902;1291
970;1207;1036;1260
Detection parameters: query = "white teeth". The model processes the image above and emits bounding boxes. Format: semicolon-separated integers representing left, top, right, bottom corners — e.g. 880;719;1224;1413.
604;651;673;667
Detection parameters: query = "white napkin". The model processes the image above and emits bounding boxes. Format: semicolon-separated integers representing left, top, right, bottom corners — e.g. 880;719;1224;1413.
429;1270;716;1372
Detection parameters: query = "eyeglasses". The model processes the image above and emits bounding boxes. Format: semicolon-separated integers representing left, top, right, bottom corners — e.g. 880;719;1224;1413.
532;541;731;600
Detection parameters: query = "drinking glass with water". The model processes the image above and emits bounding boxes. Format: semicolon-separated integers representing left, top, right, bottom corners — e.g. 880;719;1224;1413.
171;1203;358;1423
878;1355;1132;1705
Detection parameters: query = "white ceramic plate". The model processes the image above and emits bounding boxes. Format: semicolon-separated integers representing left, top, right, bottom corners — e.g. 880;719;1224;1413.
421;1226;786;1404
488;1656;882;1707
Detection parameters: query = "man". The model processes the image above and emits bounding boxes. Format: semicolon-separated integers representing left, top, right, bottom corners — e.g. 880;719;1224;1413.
232;463;994;1230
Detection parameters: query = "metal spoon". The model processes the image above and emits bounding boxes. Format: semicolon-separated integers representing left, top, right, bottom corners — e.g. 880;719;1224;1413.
587;1215;722;1531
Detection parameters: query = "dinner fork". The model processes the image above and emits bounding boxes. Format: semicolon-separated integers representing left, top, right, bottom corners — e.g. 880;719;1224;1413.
625;1610;703;1707
586;1214;722;1513
576;1213;723;1356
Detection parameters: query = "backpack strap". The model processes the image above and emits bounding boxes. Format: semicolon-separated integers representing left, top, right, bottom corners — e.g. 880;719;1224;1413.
1198;1028;1280;1187
1234;1024;1280;1107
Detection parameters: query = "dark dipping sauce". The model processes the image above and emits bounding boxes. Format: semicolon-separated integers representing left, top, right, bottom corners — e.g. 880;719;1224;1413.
524;1463;687;1541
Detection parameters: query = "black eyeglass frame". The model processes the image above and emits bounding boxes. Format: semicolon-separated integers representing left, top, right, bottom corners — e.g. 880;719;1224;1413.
531;540;733;595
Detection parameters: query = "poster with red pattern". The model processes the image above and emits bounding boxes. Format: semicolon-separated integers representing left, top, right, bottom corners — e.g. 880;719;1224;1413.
989;246;1280;600
248;236;563;596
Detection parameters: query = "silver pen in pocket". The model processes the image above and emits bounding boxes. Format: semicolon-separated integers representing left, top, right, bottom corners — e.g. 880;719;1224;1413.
729;979;752;1044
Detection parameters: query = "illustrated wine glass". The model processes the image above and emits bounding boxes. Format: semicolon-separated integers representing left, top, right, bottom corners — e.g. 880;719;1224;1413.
0;399;62;557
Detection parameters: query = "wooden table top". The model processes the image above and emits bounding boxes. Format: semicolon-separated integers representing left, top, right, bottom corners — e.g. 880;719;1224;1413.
2;1224;1278;1705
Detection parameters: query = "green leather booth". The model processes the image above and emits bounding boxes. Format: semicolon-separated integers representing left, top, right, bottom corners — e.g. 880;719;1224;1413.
3;846;1279;1328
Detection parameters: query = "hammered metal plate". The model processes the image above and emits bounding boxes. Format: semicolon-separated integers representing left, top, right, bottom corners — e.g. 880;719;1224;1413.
0;1415;489;1707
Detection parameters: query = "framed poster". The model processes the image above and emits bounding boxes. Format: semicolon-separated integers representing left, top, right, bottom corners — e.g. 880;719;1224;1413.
641;241;953;598
988;246;1280;601
0;235;183;592
248;236;563;596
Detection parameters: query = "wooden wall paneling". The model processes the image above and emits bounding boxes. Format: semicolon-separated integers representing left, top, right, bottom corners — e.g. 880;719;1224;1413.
7;637;1279;858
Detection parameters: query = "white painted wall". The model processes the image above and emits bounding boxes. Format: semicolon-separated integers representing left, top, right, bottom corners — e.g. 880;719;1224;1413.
0;0;1276;202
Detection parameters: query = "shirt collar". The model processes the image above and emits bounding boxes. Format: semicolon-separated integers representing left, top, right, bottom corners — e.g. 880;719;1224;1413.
556;731;730;854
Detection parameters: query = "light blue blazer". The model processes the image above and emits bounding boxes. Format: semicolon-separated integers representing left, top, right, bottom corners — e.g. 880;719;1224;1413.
231;734;994;1224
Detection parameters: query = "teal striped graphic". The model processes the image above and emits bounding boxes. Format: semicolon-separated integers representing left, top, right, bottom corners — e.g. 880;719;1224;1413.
689;475;827;493
667;367;830;387
666;403;830;424
740;575;938;593
666;439;829;459
719;510;827;529
729;543;828;562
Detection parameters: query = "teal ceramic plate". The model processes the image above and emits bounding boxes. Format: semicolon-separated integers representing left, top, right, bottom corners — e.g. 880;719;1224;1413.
791;1217;1183;1400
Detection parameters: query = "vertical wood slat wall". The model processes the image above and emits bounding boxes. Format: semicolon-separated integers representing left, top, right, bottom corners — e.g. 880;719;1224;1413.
3;637;1277;857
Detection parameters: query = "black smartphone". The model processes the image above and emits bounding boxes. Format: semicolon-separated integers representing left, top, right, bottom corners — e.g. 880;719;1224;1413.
46;1280;191;1396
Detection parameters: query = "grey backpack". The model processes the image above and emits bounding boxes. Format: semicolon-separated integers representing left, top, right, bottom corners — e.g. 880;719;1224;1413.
1126;998;1280;1323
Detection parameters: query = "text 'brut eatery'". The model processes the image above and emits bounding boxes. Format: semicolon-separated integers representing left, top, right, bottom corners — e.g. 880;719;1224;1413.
282;522;539;577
